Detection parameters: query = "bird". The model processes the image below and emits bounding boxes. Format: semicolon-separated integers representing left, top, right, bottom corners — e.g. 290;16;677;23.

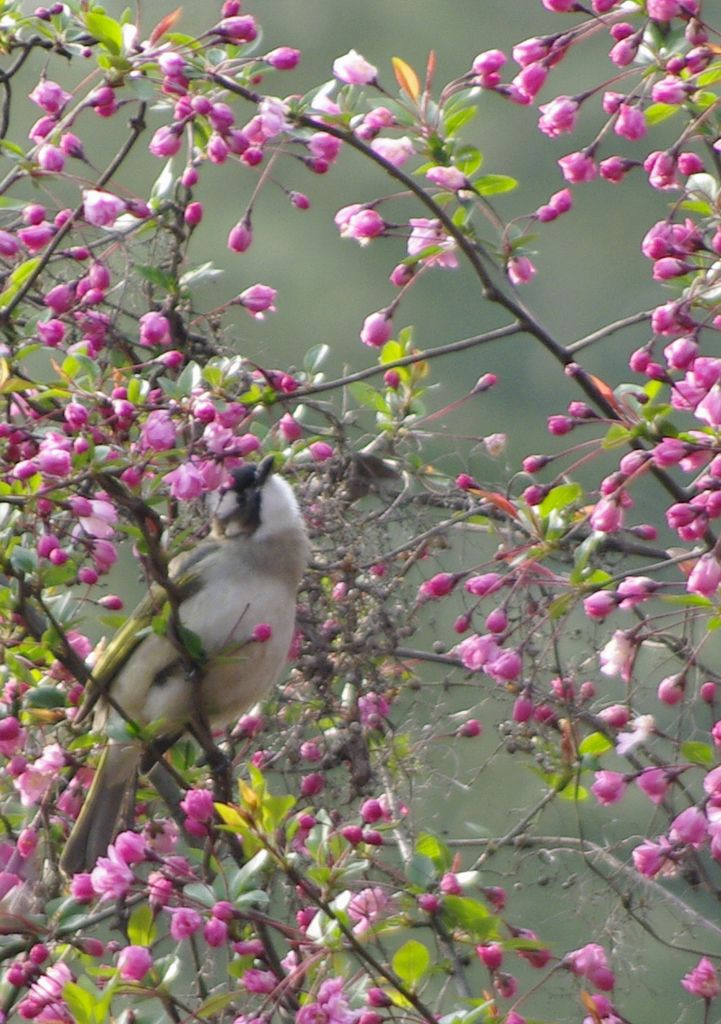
60;455;308;875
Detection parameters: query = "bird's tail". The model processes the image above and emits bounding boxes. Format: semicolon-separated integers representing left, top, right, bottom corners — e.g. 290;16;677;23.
60;742;140;876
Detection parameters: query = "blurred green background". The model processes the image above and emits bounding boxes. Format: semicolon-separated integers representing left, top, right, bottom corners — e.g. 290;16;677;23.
14;1;717;1018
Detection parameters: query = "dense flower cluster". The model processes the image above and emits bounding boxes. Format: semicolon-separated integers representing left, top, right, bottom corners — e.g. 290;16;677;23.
0;1;720;1023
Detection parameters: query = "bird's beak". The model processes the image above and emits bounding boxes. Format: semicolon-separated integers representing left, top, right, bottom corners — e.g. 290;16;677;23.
256;455;275;487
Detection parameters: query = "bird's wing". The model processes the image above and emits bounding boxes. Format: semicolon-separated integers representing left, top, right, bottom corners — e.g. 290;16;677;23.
74;543;218;725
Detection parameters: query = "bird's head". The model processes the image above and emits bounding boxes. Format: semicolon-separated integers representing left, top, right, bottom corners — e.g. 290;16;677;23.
211;456;301;540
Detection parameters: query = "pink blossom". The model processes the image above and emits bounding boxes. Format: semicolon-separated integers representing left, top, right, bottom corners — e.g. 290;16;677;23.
165;463;205;499
616;714;655;756
91;846;134;898
149;125;183;158
477;942;503;969
37;143;65;172
583;591;616;619
472;49;506;87
140;410;177;452
418;572;457;601
333;49;377;85
0;229;19;257
83;189;125;227
180;788;215;821
215;14;258;42
485;648;522;682
421;166;467;192
117;945;152;981
29;79;72;115
465;572;503;596
37;446;71;476
279;413;302;442
598;704;630;728
238;284;277;318
228;219;252;253
18;222;54;251
599;156;631;182
657;674;685;705
309;441;333;462
538;96;579;137
0;717;25;756
636;768;669;804
407;218;458;268
345;208;386;243
558;151;597;183
265;46;301;70
137;311;170;348
168;906;202;941
360;311;393;347
371;136;414;167
614;104;646;140
507;256;536;285
670;807;707;847
644;150;679;190
348;886;389;934
591;771;626;805
695;385;721;427
599;631;634;680
512;62;548;101
682;957;720;999
242;968;277;994
687;553;721;597
565;944;615;990
455;633;500;671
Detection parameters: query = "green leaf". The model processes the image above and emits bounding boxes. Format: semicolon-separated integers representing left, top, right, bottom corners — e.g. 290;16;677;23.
62;982;96;1024
697;62;721;87
415;832;452;871
349;381;389;414
444;105;477;135
0;257;41;308
539;482;582;517
262;793;297;831
179;262;223;290
548;592;574;620
198;992;241;1017
644;102;680;126
177;625;206;662
150;159;176;204
10;546;38;574
455;145;483;176
84;11;124;54
137;265;178;292
25;686;66;710
406;852;437;889
304;343;330;374
680;740;714;767
392;939;431;987
557;779;588;801
602;422;632;448
127;902;157;946
473;174;517;196
578;731;613;757
440;895;498;940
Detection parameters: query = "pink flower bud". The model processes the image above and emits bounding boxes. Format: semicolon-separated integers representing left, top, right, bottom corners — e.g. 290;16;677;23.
477;943;503;970
184;201;203;226
300;772;325;797
265;46;301;70
228;218;252;253
333;49;377;85
360;310;393;348
309;441;333;462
